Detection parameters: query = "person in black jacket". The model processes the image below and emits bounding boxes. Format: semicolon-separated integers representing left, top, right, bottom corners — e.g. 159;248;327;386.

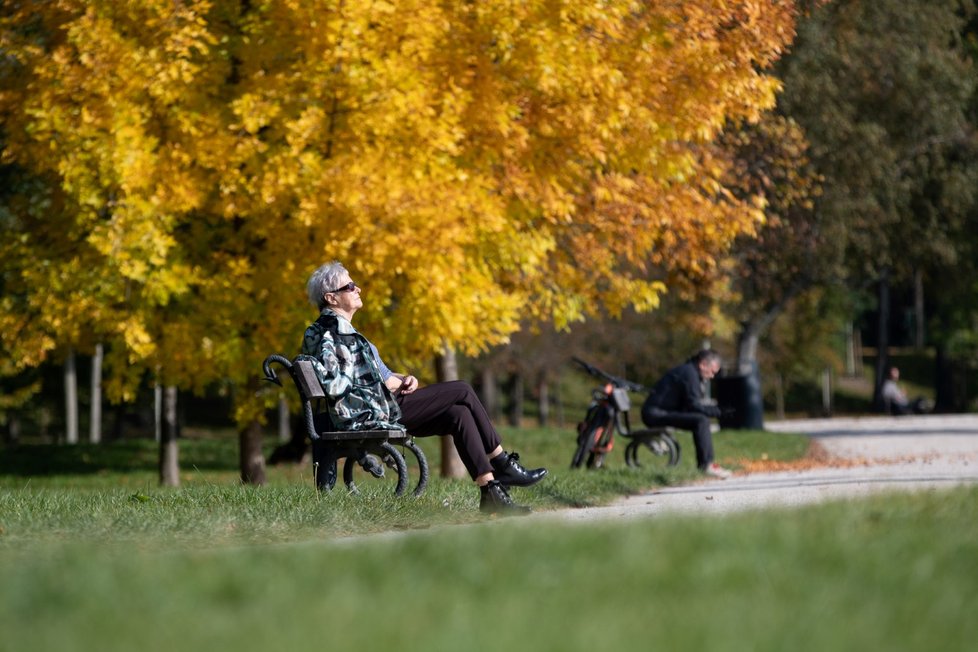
641;349;731;478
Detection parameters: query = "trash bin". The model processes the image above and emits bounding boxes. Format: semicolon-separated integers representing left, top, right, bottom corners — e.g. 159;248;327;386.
715;371;764;430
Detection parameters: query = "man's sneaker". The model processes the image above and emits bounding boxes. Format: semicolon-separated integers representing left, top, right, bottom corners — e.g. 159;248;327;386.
491;451;548;488
479;480;531;515
703;463;732;479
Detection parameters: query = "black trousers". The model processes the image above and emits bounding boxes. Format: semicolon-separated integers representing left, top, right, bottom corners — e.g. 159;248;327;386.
397;381;501;480
641;406;714;469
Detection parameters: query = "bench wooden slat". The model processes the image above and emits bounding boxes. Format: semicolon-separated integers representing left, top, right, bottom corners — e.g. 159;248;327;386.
294;359;326;399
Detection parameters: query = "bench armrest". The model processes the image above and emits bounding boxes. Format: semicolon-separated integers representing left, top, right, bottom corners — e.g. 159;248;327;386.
315;429;409;442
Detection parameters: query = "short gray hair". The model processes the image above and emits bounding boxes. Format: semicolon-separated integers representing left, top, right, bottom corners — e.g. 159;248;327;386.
306;261;347;310
693;349;722;366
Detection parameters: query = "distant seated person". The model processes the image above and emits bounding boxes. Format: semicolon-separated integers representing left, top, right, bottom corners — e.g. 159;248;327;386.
881;366;933;415
641;349;732;479
301;261;547;514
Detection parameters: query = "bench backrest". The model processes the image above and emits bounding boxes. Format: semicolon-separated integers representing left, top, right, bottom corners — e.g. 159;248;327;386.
263;353;405;441
292;359;326;400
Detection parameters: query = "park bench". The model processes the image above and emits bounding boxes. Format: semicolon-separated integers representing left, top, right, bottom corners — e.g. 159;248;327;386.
261;354;429;497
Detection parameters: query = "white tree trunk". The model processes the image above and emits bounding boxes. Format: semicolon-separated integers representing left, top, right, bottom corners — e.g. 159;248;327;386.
64;348;78;444
89;343;103;443
154;383;163;443
845;321;856;377
5;416;20;445
735;328;760;376
821;367;833;416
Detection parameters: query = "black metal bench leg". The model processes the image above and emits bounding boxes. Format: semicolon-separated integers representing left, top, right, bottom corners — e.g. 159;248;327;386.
380;442;409;496
404;439;429;497
312;440;339;491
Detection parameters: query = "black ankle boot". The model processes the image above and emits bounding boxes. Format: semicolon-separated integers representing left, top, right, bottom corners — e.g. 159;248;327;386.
480;480;531;515
491;451;548;488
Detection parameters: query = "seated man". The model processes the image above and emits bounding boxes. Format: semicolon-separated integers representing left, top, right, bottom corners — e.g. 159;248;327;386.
640;349;731;479
881;366;932;415
302;261;547;514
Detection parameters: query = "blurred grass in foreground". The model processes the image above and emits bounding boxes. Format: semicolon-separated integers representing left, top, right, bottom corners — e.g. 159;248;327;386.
1;485;975;652
2;427;973;652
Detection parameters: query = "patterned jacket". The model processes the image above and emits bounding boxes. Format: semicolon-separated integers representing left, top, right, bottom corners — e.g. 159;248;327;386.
300;309;404;431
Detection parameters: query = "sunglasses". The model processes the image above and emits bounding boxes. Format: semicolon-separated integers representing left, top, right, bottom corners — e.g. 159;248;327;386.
328;281;357;294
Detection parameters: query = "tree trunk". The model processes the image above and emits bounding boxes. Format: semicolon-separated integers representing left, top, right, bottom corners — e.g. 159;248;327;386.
267;385;306;465
821;367;833;416
154;383;163;442
873;270;891;411
478;367;499;420
39;406;51;442
552;375;565;427
5;416;20;445
64;348;78;444
268;406;307;465
732;324;765;429
278;396;290;442
507;372;523;427
914;268;925;350
159;385;180;486
435;347;466;479
845;321;856;377
239;418;266;485
90;343;103;444
735;324;760;375
774;372;785;420
537;376;550;427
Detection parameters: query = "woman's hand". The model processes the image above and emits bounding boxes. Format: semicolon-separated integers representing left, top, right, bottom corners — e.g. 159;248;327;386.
387;374;418;395
398;375;419;395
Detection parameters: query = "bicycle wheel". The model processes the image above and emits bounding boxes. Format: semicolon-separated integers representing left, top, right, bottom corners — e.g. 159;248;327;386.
342;442;409;496
585;424;615;469
624;429;680;469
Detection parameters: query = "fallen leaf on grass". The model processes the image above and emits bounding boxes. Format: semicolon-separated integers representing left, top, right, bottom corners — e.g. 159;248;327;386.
729;441;937;473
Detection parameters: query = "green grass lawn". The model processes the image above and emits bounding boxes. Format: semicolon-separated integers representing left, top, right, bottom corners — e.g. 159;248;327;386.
0;426;808;542
2;427;975;651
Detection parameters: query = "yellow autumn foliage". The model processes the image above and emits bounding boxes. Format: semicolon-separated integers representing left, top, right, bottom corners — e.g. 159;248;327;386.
1;0;802;423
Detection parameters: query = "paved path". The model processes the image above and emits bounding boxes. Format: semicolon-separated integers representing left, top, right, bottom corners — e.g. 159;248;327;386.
542;414;978;522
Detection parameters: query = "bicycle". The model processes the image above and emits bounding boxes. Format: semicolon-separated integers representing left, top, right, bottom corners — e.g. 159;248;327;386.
570;357;681;470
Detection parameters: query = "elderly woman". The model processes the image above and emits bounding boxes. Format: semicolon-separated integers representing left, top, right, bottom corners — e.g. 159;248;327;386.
301;261;547;514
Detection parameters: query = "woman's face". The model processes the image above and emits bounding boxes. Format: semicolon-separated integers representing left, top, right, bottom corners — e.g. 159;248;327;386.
326;271;362;317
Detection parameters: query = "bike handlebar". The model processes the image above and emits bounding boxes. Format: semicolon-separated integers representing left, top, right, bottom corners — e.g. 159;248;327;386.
571;357;647;393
